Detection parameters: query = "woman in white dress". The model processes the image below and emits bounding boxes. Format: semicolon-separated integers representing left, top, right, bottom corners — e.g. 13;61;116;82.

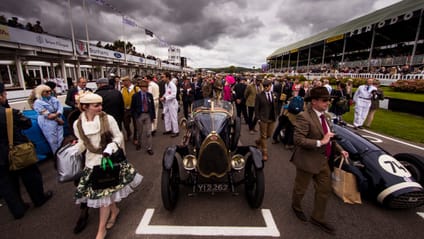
73;92;142;239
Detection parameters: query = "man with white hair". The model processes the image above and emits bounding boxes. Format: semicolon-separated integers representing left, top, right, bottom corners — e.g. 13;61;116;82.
160;72;179;137
353;78;377;129
323;79;332;94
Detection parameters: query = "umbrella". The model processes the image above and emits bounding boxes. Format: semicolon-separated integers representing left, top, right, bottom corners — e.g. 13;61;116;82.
225;75;235;85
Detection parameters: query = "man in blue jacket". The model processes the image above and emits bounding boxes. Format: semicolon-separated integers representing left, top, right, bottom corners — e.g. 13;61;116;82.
131;80;156;155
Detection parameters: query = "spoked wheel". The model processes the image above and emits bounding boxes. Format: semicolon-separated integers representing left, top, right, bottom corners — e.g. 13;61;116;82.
161;159;180;210
244;158;265;208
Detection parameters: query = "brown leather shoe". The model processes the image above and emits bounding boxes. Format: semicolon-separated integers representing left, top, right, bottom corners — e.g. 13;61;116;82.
147;149;154;155
135;144;141;151
310;218;335;235
292;206;307;222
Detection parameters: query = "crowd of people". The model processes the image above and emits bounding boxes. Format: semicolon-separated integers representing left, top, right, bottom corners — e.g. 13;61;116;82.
279;63;424;76
0;71;388;237
0;16;45;34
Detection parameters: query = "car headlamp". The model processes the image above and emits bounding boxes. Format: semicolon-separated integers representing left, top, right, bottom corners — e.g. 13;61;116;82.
183;154;197;171
231;154;245;170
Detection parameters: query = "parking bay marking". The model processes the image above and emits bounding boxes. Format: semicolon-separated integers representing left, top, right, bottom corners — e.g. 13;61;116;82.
136;208;280;237
418;212;424;220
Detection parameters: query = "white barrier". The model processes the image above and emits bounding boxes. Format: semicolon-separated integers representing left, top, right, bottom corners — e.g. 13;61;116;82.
297;73;424;86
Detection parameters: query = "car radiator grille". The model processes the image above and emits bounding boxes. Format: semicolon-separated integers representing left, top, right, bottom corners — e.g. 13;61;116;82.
386;191;424;209
198;141;229;178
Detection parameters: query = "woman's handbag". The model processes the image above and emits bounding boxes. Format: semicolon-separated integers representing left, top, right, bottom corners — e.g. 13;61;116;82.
56;143;84;183
6;108;38;171
109;142;126;163
90;157;121;190
331;156;362;204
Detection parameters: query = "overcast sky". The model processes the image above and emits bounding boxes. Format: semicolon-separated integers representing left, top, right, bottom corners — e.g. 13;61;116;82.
0;0;402;69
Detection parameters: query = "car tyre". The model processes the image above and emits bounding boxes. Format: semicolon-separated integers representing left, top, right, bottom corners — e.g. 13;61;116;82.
230;117;241;151
244;158;265;208
394;153;424;186
161;158;180;210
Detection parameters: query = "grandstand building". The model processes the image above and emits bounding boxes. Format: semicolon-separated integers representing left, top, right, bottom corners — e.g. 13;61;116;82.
0;21;193;93
267;0;423;81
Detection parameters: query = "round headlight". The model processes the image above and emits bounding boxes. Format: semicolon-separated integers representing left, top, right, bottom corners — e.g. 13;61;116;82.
183;155;197;170
231;154;245;170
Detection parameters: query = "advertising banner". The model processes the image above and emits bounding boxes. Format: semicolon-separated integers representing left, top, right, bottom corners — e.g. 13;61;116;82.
0;25;10;41
89;45;124;60
6;27;73;52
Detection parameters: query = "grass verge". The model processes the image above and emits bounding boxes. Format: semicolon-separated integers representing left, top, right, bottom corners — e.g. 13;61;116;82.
379;86;424;102
342;108;424;144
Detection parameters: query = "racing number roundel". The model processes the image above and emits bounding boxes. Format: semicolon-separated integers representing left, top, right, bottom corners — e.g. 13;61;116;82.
378;154;411;178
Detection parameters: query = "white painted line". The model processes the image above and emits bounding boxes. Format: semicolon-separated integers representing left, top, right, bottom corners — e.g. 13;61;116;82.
136;208;280;237
361;135;383;143
361;129;424;151
347;124;424;151
417;212;424;220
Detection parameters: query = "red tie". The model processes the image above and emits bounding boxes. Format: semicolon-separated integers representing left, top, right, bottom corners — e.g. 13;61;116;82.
143;94;148;112
320;114;332;158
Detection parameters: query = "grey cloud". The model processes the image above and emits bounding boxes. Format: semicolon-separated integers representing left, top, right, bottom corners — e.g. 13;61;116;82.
276;0;375;34
0;0;263;49
0;0;399;68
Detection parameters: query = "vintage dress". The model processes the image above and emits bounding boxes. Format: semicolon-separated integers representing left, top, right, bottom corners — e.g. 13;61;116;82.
33;96;64;153
73;112;142;208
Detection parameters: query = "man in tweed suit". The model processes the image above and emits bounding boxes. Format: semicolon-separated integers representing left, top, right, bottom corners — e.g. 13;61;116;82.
254;79;278;161
291;86;349;235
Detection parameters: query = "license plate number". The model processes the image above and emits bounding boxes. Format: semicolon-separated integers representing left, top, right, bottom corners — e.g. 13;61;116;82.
197;183;229;192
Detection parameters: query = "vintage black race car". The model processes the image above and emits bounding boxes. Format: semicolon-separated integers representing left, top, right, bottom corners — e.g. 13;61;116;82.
161;99;265;210
332;123;424;208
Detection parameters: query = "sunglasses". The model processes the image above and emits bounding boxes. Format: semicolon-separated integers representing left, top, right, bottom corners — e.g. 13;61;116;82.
43;90;51;93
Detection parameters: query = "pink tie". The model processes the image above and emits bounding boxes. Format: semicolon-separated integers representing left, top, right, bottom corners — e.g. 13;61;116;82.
320;114;332;158
143;94;148;112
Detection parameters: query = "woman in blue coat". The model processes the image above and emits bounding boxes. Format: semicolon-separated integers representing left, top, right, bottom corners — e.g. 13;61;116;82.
33;84;64;154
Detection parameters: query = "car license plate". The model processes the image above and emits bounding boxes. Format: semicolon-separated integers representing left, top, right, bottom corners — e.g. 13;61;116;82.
197;183;229;192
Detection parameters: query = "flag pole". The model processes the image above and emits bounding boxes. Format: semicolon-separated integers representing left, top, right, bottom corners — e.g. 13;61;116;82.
68;0;76;57
83;0;91;58
122;16;127;63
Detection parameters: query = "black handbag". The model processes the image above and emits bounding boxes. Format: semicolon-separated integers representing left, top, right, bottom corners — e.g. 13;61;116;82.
110;143;126;163
90;157;121;190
